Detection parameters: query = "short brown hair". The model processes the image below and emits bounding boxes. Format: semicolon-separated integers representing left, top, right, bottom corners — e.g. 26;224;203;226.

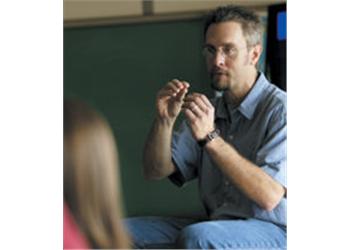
204;5;264;47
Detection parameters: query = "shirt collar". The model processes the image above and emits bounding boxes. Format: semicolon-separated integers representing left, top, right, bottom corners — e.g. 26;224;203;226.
215;72;269;121
238;72;269;119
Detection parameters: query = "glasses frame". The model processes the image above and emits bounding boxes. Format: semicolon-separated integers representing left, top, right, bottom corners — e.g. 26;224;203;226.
202;45;249;60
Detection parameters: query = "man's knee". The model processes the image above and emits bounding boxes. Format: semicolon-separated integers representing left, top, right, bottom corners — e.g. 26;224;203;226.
176;220;287;249
125;216;192;249
176;222;215;249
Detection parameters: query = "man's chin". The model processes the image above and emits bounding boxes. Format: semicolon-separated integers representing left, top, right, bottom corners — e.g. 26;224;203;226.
211;81;228;91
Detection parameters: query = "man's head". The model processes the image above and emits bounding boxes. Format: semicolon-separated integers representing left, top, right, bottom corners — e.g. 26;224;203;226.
203;5;263;94
204;5;263;49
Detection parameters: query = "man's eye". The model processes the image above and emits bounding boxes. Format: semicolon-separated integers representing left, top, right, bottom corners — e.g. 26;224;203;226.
207;47;216;54
224;47;236;55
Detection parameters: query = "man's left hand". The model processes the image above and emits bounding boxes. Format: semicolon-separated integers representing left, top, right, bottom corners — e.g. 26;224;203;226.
182;93;215;140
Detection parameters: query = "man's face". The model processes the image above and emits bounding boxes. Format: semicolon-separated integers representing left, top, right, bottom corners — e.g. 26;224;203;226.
204;21;259;92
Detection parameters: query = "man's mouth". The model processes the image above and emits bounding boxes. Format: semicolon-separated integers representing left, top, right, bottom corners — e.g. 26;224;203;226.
212;69;227;74
212;71;227;77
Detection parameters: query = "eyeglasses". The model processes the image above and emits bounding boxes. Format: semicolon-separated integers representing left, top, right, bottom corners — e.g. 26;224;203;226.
202;45;246;60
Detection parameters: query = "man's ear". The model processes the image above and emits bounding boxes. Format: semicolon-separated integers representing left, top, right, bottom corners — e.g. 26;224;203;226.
250;44;263;66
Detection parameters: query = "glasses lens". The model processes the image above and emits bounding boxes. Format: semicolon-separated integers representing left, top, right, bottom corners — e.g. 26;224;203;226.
202;46;215;58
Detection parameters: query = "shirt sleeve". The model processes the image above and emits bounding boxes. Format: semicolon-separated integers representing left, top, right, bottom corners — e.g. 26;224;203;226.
256;103;287;188
168;120;201;187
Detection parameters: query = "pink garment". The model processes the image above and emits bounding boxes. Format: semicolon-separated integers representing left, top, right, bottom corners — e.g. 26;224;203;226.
64;203;89;249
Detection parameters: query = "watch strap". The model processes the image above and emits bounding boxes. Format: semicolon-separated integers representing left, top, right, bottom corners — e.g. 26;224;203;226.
197;128;220;147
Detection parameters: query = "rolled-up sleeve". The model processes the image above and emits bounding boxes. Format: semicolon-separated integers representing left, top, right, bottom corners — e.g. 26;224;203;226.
254;103;287;226
256;104;287;188
168;121;201;187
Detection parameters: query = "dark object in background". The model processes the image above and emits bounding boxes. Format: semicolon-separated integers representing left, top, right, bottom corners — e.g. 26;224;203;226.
266;3;286;91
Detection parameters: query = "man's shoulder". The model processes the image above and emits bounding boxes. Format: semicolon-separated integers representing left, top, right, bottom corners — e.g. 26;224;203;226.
263;82;286;113
250;82;286;125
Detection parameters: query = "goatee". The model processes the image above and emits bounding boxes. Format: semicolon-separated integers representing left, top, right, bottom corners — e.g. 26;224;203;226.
210;69;229;91
211;80;229;91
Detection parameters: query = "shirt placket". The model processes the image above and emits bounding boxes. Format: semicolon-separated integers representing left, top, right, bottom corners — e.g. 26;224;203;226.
222;110;241;206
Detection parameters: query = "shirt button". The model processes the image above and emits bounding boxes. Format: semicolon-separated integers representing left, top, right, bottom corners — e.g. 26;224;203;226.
225;180;229;186
229;135;234;140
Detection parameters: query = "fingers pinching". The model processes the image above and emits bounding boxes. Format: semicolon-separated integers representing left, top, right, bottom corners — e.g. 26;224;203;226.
172;79;189;90
170;79;190;100
176;87;188;102
167;80;181;97
182;81;190;89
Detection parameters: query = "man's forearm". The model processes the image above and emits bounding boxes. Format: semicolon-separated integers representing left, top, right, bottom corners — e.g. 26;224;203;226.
205;137;285;211
143;118;176;180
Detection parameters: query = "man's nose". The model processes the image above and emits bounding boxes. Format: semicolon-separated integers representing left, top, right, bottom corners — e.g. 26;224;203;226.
213;51;225;67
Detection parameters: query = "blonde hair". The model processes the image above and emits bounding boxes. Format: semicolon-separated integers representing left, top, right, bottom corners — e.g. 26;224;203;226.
64;99;130;249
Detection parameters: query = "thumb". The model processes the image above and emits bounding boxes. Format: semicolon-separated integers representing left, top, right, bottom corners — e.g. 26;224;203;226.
175;87;188;102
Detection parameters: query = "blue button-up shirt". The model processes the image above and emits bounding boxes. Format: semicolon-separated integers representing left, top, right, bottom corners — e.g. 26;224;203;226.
169;73;287;226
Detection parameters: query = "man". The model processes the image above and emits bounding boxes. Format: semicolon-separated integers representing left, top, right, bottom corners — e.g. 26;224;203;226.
126;5;286;249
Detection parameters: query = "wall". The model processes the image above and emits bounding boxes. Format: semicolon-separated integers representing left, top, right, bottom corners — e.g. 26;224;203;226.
64;0;285;27
64;18;212;217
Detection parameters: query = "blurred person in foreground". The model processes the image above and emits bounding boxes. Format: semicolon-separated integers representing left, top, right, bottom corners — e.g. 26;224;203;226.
64;99;130;249
126;5;286;249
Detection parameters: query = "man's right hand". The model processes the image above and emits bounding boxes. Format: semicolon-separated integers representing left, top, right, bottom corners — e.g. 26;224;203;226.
156;79;190;124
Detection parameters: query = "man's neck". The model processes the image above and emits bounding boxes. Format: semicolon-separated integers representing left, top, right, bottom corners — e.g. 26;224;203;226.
224;70;258;107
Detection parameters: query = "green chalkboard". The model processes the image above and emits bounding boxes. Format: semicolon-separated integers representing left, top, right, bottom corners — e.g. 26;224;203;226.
64;19;213;217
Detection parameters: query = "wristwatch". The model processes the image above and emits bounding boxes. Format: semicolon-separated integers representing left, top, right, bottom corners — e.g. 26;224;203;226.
197;128;220;148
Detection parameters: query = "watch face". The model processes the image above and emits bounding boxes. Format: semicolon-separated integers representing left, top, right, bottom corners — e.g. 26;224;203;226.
198;129;220;147
208;132;215;140
208;129;220;140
